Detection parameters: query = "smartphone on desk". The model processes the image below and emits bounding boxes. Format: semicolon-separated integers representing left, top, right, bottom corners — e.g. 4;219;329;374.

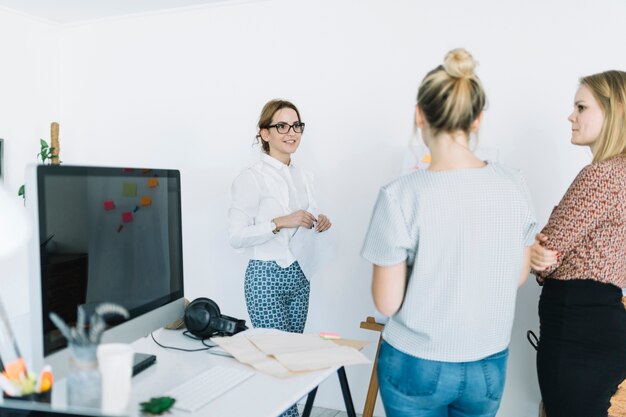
132;352;156;376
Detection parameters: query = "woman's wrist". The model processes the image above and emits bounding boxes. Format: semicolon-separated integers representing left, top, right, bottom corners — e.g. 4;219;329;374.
271;218;281;234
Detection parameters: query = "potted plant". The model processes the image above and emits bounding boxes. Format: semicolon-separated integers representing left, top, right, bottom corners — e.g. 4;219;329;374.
18;122;61;199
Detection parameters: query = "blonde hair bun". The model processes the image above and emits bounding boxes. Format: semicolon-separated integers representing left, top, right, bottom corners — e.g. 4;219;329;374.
443;48;477;80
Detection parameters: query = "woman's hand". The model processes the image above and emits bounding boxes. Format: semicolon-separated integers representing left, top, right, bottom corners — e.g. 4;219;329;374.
315;214;332;232
273;210;317;230
530;233;559;271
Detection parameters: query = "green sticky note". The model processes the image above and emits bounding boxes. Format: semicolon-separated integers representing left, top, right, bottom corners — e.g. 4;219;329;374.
123;182;137;197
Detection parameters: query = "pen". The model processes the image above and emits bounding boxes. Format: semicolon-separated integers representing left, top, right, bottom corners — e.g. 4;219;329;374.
2;357;27;382
0;373;19;396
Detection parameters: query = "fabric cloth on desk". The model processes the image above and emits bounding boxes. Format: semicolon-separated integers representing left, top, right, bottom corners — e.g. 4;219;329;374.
213;331;370;378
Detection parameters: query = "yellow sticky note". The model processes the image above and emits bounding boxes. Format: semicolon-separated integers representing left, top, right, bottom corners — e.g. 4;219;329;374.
122;182;137;197
147;178;159;188
140;195;152;206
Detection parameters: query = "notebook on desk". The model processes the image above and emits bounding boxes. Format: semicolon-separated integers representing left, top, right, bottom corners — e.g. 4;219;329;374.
0;400;118;417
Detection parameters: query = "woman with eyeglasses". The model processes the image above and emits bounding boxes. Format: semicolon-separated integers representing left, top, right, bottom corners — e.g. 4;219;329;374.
530;70;626;417
228;99;331;417
361;49;537;417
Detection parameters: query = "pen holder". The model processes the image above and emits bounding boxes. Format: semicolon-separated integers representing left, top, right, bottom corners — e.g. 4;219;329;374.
3;389;52;404
67;343;101;409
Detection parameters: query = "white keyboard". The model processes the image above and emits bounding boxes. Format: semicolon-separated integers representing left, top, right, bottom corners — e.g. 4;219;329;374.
165;365;254;412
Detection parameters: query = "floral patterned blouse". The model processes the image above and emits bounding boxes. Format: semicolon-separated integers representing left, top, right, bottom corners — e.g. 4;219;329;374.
534;155;626;288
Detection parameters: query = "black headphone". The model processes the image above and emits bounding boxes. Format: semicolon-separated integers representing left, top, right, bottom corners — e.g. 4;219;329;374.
184;298;247;339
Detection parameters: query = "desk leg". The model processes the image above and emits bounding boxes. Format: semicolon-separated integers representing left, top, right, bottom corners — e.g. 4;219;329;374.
337;367;357;417
301;387;318;417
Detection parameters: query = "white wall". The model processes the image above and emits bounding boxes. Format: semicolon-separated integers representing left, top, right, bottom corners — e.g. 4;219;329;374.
0;8;60;320
2;0;626;415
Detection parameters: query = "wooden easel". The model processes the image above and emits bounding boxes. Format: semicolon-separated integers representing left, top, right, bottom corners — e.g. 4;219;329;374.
360;316;385;417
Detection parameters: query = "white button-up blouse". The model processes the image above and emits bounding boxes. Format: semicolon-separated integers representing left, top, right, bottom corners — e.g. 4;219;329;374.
228;153;318;267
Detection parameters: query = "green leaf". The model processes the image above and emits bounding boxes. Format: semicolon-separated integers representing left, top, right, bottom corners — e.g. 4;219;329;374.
40;139;48;148
140;396;176;415
18;185;25;198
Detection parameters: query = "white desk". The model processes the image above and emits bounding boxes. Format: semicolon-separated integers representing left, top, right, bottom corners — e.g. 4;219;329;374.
132;328;343;417
50;328;348;417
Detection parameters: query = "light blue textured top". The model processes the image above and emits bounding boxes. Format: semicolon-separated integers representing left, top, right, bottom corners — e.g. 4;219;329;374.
361;162;537;362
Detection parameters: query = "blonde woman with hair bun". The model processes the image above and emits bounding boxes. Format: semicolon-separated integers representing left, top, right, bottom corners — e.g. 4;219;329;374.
361;48;538;417
530;70;626;417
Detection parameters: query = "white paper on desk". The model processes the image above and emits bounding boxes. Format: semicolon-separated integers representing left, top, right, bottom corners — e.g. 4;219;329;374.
214;331;371;377
247;332;334;355
213;335;296;378
274;346;370;372
289;226;336;280
247;332;370;373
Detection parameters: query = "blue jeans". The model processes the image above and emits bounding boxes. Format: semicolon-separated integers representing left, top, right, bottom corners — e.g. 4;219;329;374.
377;340;508;417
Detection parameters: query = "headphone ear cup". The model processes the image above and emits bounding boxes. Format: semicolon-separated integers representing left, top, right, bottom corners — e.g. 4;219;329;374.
184;297;221;338
184;297;248;338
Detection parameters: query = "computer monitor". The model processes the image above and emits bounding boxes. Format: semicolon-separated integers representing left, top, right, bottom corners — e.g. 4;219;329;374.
25;165;185;377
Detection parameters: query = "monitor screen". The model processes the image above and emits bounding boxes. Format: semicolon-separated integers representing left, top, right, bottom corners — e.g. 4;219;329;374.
26;165;185;376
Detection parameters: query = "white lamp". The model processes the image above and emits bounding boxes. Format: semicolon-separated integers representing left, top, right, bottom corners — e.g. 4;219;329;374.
0;183;32;386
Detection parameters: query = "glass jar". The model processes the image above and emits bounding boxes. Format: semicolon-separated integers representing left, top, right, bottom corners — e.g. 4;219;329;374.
67;343;101;409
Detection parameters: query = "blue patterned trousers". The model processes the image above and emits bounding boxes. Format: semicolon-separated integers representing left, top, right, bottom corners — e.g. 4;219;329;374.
244;260;310;417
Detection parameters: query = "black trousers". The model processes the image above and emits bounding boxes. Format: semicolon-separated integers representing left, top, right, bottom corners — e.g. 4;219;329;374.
537;279;626;417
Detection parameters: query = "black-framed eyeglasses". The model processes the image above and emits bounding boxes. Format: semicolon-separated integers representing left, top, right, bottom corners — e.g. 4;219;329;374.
266;122;305;134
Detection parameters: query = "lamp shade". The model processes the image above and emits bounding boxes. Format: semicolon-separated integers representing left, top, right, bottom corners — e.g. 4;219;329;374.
0;184;31;258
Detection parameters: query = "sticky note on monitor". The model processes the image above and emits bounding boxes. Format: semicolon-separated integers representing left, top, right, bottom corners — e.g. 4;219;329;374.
122;212;133;223
123;182;137;197
140;196;152;206
147;178;159;188
103;201;115;211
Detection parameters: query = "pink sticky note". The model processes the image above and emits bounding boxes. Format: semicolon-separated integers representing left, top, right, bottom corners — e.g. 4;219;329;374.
319;331;341;340
103;201;115;211
147;178;159;188
122;212;133;223
140;195;152;206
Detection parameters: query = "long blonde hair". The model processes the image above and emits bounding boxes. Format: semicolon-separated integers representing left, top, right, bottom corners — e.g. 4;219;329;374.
416;48;486;136
580;70;626;163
